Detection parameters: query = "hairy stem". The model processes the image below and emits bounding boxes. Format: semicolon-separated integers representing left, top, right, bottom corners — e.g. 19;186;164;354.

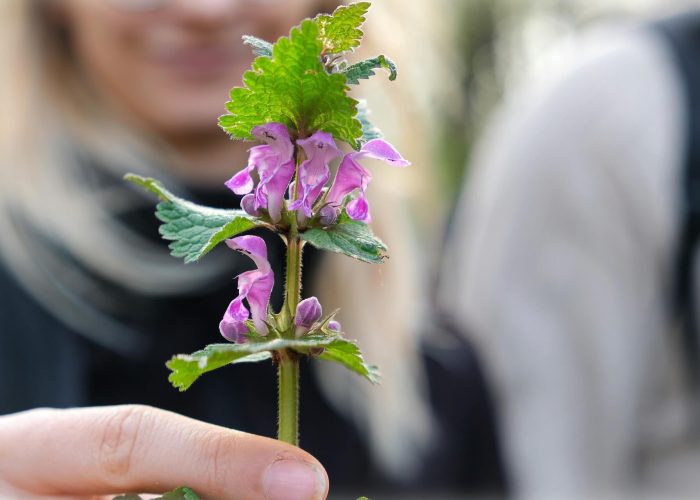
278;235;302;445
284;233;303;321
277;151;305;446
277;349;300;445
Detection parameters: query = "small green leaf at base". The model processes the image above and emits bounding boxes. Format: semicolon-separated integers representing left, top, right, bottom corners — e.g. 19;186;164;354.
343;55;397;85
300;216;388;264
113;487;200;500
125;174;260;263
159;487;200;500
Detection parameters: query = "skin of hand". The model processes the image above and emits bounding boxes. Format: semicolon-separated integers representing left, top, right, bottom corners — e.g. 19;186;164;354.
0;405;328;500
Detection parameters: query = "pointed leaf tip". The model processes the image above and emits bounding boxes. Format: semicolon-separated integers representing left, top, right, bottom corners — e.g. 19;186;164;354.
317;338;381;384
125;174;261;263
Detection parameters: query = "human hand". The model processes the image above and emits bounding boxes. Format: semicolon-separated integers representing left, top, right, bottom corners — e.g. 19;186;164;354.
0;405;328;500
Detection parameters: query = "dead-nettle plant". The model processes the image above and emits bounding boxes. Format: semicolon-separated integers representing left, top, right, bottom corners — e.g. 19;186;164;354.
123;3;405;498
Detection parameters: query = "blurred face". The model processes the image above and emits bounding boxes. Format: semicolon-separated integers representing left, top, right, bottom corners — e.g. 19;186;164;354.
57;0;322;139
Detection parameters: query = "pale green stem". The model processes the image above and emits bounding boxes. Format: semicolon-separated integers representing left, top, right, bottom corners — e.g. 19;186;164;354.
277;150;305;446
277;350;300;445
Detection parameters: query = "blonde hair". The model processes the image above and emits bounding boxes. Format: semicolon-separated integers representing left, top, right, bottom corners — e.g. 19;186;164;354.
0;0;452;479
312;0;458;478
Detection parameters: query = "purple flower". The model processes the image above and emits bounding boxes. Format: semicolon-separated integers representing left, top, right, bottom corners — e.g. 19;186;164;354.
295;296;323;329
219;297;251;343
289;131;342;217
328;320;341;332
219;235;274;342
326;138;410;222
240;193;262;217
225;123;295;222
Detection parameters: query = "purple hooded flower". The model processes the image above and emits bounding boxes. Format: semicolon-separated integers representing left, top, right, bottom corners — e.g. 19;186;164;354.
325;139;410;222
288;131;342;217
295;296;323;329
240;193;262;217
219;235;274;342
225;123;295;222
219;297;252;343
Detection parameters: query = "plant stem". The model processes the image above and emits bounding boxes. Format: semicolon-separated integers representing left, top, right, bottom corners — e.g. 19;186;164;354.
277;349;300;445
278;235;303;446
284;232;303;320
277;146;304;446
282;146;304;325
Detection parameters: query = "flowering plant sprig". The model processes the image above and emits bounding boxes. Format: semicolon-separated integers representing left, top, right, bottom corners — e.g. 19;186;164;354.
125;2;406;494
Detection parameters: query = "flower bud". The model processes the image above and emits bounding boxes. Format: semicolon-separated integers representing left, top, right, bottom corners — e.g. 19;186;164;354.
295;296;323;329
319;205;339;226
328;320;341;332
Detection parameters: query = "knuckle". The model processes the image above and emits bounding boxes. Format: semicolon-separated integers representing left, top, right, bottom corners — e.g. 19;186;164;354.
198;428;240;491
97;404;150;482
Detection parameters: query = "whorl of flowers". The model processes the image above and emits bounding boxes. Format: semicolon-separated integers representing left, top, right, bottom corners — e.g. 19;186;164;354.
220;123;408;343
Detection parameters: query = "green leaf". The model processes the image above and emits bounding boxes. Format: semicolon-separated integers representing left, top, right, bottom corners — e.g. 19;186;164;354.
300;215;388;264
318;338;381;384
125;174;260;263
113;487;200;500
356;100;382;143
315;2;371;54
343;55;397;85
157;487;200;500
220;20;363;149
242;35;273;58
167;336;338;391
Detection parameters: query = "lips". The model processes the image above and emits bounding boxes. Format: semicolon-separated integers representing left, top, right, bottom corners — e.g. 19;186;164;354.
153;45;243;79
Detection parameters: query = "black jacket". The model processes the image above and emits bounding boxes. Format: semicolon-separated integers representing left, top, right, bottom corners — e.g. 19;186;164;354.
0;182;503;495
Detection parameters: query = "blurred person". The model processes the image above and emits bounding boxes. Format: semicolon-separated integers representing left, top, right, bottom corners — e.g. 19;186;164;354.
441;5;700;499
0;0;490;497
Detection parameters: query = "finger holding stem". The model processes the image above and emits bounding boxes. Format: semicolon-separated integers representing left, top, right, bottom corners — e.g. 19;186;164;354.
0;405;328;499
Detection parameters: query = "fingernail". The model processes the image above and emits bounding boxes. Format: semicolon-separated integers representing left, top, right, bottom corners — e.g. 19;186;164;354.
264;459;326;500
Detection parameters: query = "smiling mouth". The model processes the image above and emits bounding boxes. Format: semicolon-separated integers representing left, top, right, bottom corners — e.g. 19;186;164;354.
154;45;244;79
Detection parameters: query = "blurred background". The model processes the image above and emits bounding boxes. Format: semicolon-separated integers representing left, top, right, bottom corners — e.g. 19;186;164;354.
431;0;700;498
5;0;700;498
437;0;686;205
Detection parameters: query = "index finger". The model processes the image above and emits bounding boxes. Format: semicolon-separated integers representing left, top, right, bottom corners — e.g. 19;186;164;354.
0;405;328;500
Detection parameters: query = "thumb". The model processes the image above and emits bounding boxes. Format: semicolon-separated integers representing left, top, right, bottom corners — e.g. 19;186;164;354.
0;405;328;500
